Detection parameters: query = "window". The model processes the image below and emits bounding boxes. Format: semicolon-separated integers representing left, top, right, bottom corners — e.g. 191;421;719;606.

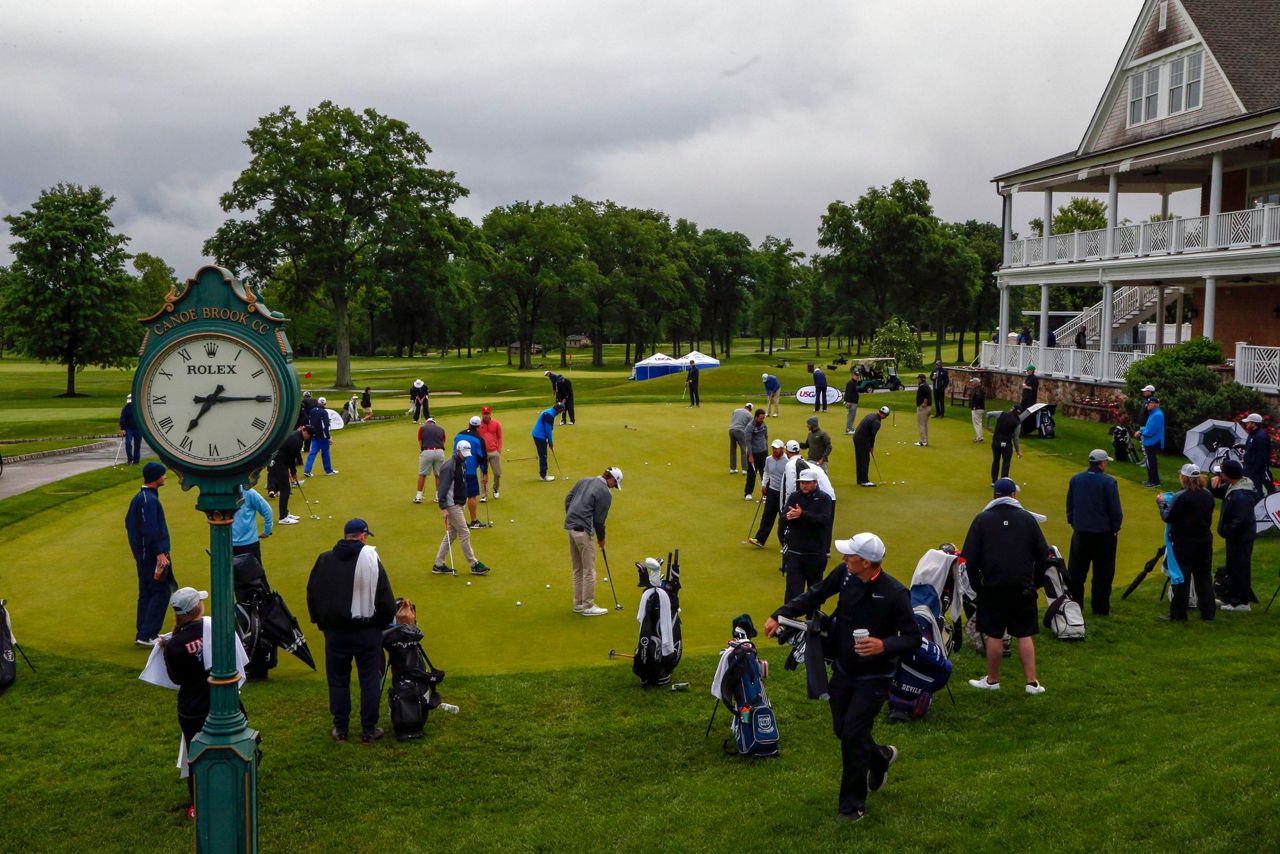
1158;2;1168;31
1168;57;1184;113
1166;50;1203;116
1129;72;1145;125
1144;67;1160;120
1185;51;1202;109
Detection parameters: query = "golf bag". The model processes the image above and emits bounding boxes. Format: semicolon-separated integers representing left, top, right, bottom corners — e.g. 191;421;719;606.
888;549;967;722
1110;425;1138;464
960;563;1012;658
1213;565;1258;605
632;558;682;687
0;600;17;694
233;554;317;677
1041;546;1085;641
383;622;446;741
710;619;779;758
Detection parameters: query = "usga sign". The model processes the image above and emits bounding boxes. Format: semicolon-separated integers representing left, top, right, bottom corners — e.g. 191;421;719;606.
795;386;844;406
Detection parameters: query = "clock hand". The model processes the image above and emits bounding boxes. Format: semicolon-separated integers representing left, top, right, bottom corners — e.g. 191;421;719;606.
186;384;226;432
193;394;274;403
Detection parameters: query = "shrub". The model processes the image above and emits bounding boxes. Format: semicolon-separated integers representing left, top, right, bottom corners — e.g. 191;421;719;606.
1124;338;1267;451
868;316;922;371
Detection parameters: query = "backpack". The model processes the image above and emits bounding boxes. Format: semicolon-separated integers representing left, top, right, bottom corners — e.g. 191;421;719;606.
713;640;779;758
1042;558;1086;641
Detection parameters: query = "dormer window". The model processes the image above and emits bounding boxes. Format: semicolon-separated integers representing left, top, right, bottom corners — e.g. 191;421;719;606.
1127;48;1202;126
1167;51;1203;115
1128;66;1161;125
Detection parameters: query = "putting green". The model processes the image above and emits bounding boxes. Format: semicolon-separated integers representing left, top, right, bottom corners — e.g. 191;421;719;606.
3;401;1168;678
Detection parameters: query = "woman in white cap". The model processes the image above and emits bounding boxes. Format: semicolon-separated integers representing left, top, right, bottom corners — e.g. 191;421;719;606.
764;532;920;823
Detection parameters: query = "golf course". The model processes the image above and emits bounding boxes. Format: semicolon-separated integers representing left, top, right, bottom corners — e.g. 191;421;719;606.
1;349;1278;852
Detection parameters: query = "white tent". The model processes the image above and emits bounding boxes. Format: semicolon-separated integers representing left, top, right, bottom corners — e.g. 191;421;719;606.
632;352;682;381
681;350;721;370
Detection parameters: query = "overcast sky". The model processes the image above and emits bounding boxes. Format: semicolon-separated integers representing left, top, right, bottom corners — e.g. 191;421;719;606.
0;0;1151;274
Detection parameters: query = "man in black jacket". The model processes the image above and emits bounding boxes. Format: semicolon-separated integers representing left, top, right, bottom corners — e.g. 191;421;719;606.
1241;413;1274;496
962;479;1049;694
1019;366;1039;409
410;379;430;422
544;371;576;425
843;368;860;434
1212;459;1259;611
930;360;949;418
119;393;141;465
764;532;920;823
853;406;890;487
1065;449;1123;614
685;361;700;407
914;375;932;446
990;406;1023;484
269;425;310;524
161;587;214;817
307;519;397;743
781;469;834;602
812;366;828;412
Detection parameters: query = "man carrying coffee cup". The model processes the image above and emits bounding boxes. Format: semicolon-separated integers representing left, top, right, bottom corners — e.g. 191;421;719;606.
764;532;920;824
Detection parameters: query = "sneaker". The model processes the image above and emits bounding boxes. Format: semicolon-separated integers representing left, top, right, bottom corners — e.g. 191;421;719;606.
542;475;557;481
135;637;158;647
747;537;764;548
581;606;608;616
304;471;314;478
360;727;385;744
860;482;876;488
1025;681;1046;695
470;562;491;575
730;469;738;474
431;564;453;575
913;441;928;447
267;490;278;498
468;519;484;529
325;470;340;476
279;516;300;525
331;727;348;743
493;491;500;499
480;496;487;503
285;514;300;522
573;604;586;613
867;745;898;792
744;494;755;501
968;676;1000;691
836;808;866;823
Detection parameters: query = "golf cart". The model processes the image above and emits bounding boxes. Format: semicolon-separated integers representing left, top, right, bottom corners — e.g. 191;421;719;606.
853;357;903;393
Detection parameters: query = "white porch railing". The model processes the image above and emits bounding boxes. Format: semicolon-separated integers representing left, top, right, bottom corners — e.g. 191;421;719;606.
1235;342;1280;393
1004;204;1280;268
979;342;1150;385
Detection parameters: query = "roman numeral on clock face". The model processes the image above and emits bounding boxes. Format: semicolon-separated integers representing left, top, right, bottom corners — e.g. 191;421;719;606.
237;438;248;450
151;395;167;405
180;435;193;452
251;368;264;378
252;417;267;431
208;443;219;457
178;348;192;363
158;416;174;433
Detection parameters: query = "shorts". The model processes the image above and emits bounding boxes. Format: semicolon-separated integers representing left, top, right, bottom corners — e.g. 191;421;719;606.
465;474;480;497
418;448;445;476
976;586;1039;638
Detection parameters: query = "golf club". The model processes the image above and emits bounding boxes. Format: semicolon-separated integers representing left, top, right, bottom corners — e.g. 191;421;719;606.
112;436;124;466
600;547;623;611
745;494;763;542
294;481;321;520
550;445;567;480
1265;578;1280;613
482;495;494;528
606;648;635;660
871;450;885;485
446;526;457;575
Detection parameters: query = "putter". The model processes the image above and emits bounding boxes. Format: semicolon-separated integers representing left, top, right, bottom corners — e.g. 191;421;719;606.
745;496;763;542
483;496;494;528
550;445;567;480
600;547;623;611
294;481;321;520
871;451;885;484
112;437;124;466
445;526;458;575
607;648;635;660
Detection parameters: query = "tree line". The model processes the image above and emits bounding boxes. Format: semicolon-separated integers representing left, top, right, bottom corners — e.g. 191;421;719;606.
2;101;1005;391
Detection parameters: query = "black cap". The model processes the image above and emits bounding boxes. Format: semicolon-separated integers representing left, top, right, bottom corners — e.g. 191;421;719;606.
1219;459;1243;479
344;518;373;537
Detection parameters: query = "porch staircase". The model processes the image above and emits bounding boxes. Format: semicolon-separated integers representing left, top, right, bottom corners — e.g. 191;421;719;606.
1050;285;1182;346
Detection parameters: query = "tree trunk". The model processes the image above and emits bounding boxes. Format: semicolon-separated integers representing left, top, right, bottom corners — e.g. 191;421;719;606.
956;326;966;362
333;292;353;388
934;318;944;362
64;361;77;396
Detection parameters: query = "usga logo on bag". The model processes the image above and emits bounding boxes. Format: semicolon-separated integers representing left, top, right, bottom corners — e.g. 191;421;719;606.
794;386;843;406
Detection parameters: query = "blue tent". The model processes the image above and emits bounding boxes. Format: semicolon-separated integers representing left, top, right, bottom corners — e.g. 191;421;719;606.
632;353;684;381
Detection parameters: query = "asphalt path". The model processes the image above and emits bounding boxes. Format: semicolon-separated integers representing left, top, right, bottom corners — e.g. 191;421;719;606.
0;438;155;501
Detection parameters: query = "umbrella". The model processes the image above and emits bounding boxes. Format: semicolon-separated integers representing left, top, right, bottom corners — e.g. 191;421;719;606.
258;592;317;670
1257;492;1280;536
326;408;345;431
1122;546;1166;599
1182;419;1246;472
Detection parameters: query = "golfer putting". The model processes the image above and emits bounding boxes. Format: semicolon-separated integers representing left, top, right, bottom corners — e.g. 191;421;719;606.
563;467;623;616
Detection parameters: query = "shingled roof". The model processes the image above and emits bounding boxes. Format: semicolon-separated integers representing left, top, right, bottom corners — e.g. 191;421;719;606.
1183;0;1280;113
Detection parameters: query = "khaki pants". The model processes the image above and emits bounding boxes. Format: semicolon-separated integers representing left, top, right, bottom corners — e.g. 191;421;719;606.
766;390;781;417
971;409;985;441
567;528;597;609
434;505;477;567
482;451;502;494
916;405;930;444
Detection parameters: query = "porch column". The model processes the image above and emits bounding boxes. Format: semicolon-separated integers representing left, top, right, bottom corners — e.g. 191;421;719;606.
1160;192;1170;219
1043;190;1054;259
1100;279;1115;380
1107;173;1119;256
1175;292;1184;344
1209;153;1223;248
1203;276;1217;340
997;281;1010;368
1155;286;1165;350
1038;284;1050;372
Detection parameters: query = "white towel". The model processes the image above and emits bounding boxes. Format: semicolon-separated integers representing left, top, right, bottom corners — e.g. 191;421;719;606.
636;588;675;656
351;545;379;619
983;495;1048;524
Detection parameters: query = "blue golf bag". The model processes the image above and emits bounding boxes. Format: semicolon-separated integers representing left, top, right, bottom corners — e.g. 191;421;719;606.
888;548;967;721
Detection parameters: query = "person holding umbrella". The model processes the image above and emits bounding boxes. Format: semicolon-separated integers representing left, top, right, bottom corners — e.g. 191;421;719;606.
1157;464;1216;622
563;467;623;616
306;519;397;743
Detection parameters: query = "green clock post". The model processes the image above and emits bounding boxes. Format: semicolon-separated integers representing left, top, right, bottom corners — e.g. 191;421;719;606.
133;266;300;852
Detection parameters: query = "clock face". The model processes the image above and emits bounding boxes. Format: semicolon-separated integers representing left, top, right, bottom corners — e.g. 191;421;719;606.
139;332;283;467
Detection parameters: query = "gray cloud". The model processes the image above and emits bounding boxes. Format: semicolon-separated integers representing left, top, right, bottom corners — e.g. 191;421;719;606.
0;0;1146;273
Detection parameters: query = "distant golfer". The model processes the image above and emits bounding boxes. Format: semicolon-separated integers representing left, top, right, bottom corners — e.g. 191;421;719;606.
1065;449;1123;615
913;375;931;446
743;407;769;499
853;406;890;487
306;518;397;744
1135;397;1165;487
125;461;174;646
764;532;920;823
728;403;754;474
563;467;623;616
231;486;273;563
477;406;504;500
963;479;1049;695
812;365;828;412
930;360;949;418
686;360;700;407
532;403;563;481
414;417;447;504
1019;365;1039;409
431;444;491;576
545;371;575;425
269;424;309;524
990;406;1023;484
305;396;337;477
410;379;429;422
800;415;832;471
361;386;373;421
119;393;141;465
762;372;781;417
749;439;787;548
843;368;860;434
968;377;986;442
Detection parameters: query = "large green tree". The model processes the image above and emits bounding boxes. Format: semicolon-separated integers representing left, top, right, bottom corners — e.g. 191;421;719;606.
750;236;806;355
132;252;179;317
696;228;754;359
952;220;1003;358
205;101;468;387
2;184;137;396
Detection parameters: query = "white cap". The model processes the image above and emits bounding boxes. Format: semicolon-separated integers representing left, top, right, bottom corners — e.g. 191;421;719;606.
413;379;424;388
426;416;435;423
169;587;208;615
770;439;784;449
126;393;133;402
457;443;472;457
879;405;891;415
745;402;753;410
1179;463;1202;478
761;373;769;380
318;397;327;405
1243;413;1264;424
1142;384;1156;393
469;415;482;426
785;440;801;453
606;466;623;489
798;469;819;482
1088;448;1112;463
835;532;886;563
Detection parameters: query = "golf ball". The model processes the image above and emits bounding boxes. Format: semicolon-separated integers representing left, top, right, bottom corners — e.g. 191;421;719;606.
545;584;551;589
328;515;333;519
516;601;522;606
510;519;515;523
466;581;472;586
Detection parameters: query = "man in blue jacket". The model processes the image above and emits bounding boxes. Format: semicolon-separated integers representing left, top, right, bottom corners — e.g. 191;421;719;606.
762;372;781;417
454;416;488;528
305;396;338;477
1065;449;1124;615
532;403;562;481
125;462;174;646
1241;413;1274;496
231;486;273;563
1135;398;1164;487
812;366;828;412
118;393;141;465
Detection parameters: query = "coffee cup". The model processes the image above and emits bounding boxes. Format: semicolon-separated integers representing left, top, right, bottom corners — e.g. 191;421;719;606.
852;628;870;653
